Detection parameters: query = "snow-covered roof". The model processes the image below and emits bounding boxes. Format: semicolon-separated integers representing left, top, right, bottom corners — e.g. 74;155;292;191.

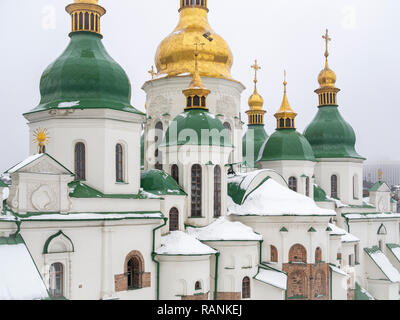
254;267;287;290
364;246;400;283
329;265;348;277
186;217;262;241
344;213;400;220
5;153;72;175
386;244;400;264
228;178;335;217
0;236;48;300
328;224;359;243
156;231;217;255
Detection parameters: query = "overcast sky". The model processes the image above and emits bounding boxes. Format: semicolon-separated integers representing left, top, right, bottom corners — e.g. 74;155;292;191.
0;0;399;171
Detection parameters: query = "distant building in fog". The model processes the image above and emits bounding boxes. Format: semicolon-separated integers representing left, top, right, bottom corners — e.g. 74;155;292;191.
364;161;400;187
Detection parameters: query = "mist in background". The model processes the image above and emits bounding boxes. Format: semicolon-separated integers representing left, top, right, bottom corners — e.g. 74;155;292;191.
0;0;399;171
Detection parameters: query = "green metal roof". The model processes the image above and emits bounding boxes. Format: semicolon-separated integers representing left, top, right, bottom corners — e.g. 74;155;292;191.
304;106;365;160
354;282;374;300
242;124;269;168
161;109;232;147
0;181;8;188
258;128;316;162
141;170;186;196
314;184;333;202
0;234;24;246
369;181;385;192
26;32;143;116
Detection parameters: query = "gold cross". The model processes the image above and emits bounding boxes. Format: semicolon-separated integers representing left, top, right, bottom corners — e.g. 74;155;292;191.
148;66;155;79
251;59;261;84
322;29;331;59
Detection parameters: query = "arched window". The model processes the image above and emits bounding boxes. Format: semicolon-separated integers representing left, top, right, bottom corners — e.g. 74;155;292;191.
279;118;285;128
193;95;200;106
242;277;250;299
214;166;221;217
201;96;206;107
306;177;310;197
127;256;142;289
331;175;338;199
116;144;124;182
270;245;278;263
74;13;78;30
171;164;179;184
90;13;94;31
191;165;202;217
223;122;233;162
84;12;89;30
285;118;291;127
187;96;192;107
353;175;358;199
169;207;179;232
79;12;83;30
315;247;322;263
49;263;64;298
289;244;307;263
75;142;86;181
155;122;163;170
289;177;297;192
195;281;202;291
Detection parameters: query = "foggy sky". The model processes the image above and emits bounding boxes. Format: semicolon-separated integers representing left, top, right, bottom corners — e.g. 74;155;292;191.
0;0;399;172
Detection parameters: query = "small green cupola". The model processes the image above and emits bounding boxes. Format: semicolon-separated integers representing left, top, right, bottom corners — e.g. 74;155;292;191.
161;46;232;148
303;30;364;160
242;60;268;168
259;74;315;162
25;0;142;116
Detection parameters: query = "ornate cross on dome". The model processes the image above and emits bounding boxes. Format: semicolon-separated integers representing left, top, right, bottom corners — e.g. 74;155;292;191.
283;70;287;92
322;29;331;59
148;66;155;79
251;60;261;85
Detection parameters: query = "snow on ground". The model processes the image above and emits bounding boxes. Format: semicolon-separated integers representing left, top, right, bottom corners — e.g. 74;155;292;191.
228;178;335;216
329;224;359;243
0;243;48;300
6;154;43;174
368;249;400;282
187;217;262;241
156;231;216;255
254;268;287;290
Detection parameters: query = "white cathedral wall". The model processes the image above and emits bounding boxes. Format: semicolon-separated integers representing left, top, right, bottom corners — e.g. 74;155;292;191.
19;219;160;300
258;160;316;197
253;280;285;300
367;280;399;300
202;241;259;298
314;159;363;206
331;271;348;300
142;76;245;170
230;216;331;267
161;145;231;227
156;255;213;300
25;109;144;195
159;195;187;234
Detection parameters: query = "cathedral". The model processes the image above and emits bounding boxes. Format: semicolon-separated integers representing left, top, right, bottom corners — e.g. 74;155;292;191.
0;0;399;301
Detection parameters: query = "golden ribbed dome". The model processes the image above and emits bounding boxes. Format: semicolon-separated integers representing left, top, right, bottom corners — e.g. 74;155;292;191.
75;0;98;3
248;89;264;110
155;5;233;80
318;61;337;88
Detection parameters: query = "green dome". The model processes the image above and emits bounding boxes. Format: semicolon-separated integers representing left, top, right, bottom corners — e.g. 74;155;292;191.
161;109;233;147
27;32;142;115
242;124;269;168
259;128;316;162
304;106;364;159
141;170;186;196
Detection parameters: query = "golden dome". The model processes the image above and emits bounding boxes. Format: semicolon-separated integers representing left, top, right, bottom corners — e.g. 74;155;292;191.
155;4;233;80
248;89;264;110
74;0;98;3
318;61;337;88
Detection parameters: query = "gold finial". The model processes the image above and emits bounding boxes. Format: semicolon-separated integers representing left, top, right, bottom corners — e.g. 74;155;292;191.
251;60;261;87
247;60;265;124
33;128;50;154
182;43;210;110
275;71;297;129
148;66;156;79
378;169;383;182
322;29;331;64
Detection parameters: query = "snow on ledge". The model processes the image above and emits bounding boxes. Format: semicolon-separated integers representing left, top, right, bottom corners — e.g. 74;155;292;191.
329;265;348;277
254;268;287;290
228;178;335;216
366;247;400;283
156;231;216;256
329;224;359;243
187;217;262;241
6;154;43;174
